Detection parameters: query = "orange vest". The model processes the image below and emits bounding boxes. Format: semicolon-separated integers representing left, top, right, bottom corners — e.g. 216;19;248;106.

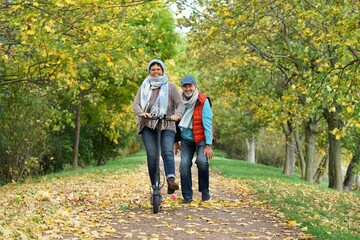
192;93;208;144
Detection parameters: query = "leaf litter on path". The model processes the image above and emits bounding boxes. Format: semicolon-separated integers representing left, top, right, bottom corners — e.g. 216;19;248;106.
0;156;314;240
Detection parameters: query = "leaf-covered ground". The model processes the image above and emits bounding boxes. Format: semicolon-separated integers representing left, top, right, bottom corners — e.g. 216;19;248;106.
0;156;313;240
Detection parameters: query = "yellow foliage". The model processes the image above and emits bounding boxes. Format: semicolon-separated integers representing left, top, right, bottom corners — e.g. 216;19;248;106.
346;106;353;114
331;128;342;140
26;29;35;36
65;0;76;4
224;18;235;26
55;2;65;7
208;26;218;36
329;107;336;113
2;54;9;62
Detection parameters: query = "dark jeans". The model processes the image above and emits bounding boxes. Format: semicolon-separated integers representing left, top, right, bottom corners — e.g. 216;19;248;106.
141;127;176;186
179;139;209;200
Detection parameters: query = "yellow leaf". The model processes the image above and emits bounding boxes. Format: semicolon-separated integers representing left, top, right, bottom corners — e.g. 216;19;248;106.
300;226;308;231
224;18;235;25
174;227;184;231
79;84;87;90
123;232;132;237
186;229;197;234
335;134;341;140
103;227;116;233
329;107;336;113
286;220;297;227
346;106;353;113
27;29;35;35
2;54;8;62
331;128;342;140
55;2;64;7
208;26;218;36
65;0;75;4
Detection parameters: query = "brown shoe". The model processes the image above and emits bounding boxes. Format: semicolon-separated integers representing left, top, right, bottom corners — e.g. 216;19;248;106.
167;177;179;194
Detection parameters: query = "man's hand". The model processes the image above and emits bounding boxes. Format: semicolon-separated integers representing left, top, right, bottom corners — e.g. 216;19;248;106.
174;142;180;155
204;145;214;160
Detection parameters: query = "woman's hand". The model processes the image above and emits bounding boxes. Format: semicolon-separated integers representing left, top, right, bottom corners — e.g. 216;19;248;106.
140;113;152;118
170;115;180;121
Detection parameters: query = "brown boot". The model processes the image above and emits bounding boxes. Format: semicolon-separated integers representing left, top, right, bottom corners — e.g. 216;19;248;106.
167;177;179;194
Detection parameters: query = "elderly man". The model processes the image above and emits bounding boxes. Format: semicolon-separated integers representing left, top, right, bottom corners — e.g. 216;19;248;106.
174;76;214;204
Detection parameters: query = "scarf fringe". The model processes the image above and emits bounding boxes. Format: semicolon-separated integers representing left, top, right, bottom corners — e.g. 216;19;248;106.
148;119;170;130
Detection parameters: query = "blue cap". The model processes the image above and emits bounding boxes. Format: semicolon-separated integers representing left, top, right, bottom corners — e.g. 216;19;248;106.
181;76;196;86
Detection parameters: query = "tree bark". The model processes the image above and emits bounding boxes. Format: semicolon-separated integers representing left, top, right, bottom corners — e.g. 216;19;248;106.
343;143;360;191
246;135;256;163
323;109;343;191
295;118;305;179
72;102;81;170
304;117;318;182
314;151;328;184
283;122;296;176
328;133;342;191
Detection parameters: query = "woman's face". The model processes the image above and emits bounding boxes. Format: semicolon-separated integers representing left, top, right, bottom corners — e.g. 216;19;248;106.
149;64;163;78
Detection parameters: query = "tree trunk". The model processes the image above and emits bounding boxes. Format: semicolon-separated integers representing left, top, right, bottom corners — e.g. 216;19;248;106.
328;134;342;191
283;122;296;176
314;151;328;184
323;109;343;191
295;118;305;179
343;143;360;191
246;135;256;163
304;117;318;182
72;102;81;170
284;136;296;176
96;135;106;166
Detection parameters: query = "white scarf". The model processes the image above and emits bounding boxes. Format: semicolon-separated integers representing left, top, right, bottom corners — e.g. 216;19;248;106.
178;88;199;129
140;74;169;116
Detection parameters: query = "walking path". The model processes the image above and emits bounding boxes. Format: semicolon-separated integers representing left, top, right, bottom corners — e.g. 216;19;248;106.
72;155;311;240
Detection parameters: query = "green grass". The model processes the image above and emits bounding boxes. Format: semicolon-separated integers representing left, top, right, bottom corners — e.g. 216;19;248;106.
211;157;360;240
37;151;146;180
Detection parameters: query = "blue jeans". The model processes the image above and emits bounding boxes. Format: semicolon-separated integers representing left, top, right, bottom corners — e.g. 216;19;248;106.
179;139;209;200
141;127;176;186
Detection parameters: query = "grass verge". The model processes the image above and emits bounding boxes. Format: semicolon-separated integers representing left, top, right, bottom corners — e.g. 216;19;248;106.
211;156;360;240
37;151;146;181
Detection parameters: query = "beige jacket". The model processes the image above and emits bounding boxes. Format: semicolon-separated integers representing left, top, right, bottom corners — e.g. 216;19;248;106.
132;82;184;134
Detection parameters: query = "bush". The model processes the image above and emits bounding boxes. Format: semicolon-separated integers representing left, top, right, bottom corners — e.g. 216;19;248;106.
0;87;52;182
256;129;285;167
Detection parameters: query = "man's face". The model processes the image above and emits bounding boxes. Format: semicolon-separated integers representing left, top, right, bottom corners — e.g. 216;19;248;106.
149;64;163;78
181;84;196;98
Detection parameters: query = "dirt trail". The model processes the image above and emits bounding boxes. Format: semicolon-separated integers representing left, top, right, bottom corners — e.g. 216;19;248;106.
88;155;310;240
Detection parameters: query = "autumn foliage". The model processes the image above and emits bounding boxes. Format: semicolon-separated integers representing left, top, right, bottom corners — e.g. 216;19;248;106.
0;0;180;183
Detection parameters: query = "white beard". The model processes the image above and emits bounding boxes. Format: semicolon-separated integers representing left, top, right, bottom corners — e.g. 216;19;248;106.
184;92;193;98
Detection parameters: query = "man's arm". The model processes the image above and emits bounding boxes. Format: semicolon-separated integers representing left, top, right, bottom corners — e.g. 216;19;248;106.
202;99;214;160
